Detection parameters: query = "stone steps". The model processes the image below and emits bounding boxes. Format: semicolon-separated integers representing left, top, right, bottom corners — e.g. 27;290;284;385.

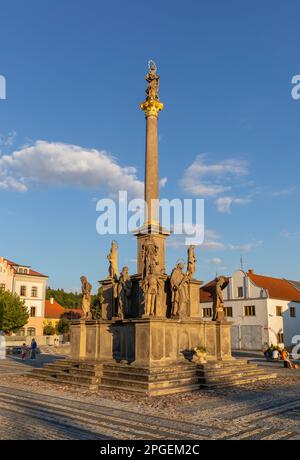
200;373;277;389
31;358;277;395
198;368;270;384
196;364;262;378
99;382;200;396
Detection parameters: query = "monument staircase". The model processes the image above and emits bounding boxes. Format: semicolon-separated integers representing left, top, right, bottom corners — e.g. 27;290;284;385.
31;357;276;395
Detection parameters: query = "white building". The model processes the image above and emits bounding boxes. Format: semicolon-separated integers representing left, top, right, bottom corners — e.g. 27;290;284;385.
0;256;48;336
200;269;300;350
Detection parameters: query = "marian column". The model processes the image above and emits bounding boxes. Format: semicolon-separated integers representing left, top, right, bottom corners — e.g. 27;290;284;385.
135;61;169;278
140;61;164;225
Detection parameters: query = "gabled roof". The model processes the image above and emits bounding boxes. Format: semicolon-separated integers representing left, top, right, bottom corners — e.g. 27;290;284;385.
287;280;300;292
200;271;300;303
200;278;229;303
247;271;300;302
1;257;47;278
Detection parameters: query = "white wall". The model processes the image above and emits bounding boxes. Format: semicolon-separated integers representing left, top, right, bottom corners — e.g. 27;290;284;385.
0;259;14;291
282;301;300;347
13;275;47;317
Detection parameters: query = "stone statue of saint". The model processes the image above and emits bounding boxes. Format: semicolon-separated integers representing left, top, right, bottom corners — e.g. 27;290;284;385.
80;275;92;319
142;266;162;317
141;236;159;278
187;245;196;277
170;262;190;318
145;60;160;100
107;240;119;280
117;266;132;319
212;276;227;321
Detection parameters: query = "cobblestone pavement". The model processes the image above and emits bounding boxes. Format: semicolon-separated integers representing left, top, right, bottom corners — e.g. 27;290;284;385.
0;359;300;440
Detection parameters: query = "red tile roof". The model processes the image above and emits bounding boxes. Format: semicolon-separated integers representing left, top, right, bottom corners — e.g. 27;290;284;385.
44;299;83;319
247;271;300;302
200;278;230;303
200;271;300;303
2;257;47;277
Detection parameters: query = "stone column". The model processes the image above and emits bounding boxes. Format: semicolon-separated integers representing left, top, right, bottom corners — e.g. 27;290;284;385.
140;98;163;225
145;115;159;224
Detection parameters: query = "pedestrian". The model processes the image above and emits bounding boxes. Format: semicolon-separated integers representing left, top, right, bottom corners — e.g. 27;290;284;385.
30;338;37;359
21;343;28;361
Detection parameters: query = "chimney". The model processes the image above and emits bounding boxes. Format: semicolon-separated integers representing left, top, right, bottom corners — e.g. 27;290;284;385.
50;297;54;304
248;269;254;274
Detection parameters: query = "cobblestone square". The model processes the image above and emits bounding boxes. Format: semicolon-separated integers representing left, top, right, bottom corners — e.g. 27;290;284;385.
0;356;300;440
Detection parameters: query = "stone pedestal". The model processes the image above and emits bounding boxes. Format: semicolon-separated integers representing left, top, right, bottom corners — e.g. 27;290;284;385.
71;317;232;364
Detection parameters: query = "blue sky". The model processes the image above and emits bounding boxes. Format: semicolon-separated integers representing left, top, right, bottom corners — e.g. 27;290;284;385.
0;0;300;291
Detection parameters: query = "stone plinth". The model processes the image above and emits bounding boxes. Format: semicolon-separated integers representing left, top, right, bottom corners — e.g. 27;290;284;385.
70;318;232;364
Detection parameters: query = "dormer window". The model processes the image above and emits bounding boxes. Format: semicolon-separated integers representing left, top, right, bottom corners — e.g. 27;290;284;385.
18;267;28;274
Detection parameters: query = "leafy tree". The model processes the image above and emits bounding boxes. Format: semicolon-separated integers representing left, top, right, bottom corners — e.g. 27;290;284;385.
56;318;70;334
46;287;82;309
43;321;56;336
91;287;103;320
0;290;29;334
46;286;98;313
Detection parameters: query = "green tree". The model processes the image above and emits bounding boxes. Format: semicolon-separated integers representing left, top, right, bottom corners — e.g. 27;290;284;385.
46;287;83;309
91;287;103;320
0;290;29;334
56;318;70;334
43;321;56;336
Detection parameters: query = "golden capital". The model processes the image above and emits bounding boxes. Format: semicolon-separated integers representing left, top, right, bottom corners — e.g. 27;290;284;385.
140;98;164;117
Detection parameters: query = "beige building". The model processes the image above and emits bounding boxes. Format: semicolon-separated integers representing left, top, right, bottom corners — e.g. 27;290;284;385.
0;256;48;336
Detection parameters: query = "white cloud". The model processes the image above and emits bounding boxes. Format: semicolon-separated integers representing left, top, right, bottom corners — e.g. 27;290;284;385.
0;130;17;149
179;154;249;197
271;187;297;197
281;230;300;239
0;140;144;197
215;196;251;214
228;240;262;252
159;177;167;188
210;257;223;265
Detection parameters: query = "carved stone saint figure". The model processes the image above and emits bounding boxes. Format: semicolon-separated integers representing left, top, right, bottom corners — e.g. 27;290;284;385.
107;240;119;280
212;276;227;321
141;236;159;278
142;266;162;317
187;245;196;277
170;262;190;318
107;240;119;306
117;266;132;319
145;60;160;100
80;275;92;319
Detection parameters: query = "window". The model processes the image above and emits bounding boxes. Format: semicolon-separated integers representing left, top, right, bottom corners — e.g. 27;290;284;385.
19;268;23;274
20;285;27;296
278;332;284;343
31;286;38;298
27;327;36;337
17;328;25;337
224;307;233;317
290;307;296;318
203;308;212;318
30;307;36;317
0;283;5;292
237;287;244;298
276;306;282;317
244;305;256;316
